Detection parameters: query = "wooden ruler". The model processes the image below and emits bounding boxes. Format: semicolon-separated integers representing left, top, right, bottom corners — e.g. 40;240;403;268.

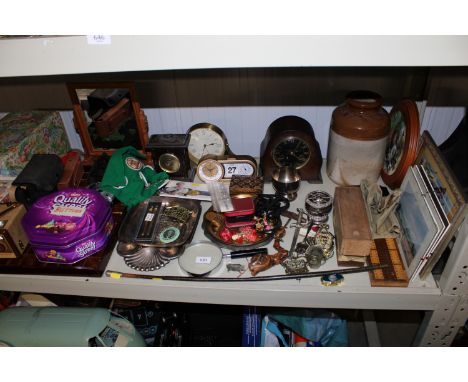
368;238;409;287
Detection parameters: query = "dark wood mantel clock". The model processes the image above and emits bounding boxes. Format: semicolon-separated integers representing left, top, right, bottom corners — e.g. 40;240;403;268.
260;115;323;183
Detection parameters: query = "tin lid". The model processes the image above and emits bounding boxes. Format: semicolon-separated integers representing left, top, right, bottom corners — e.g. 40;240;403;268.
22;188;111;246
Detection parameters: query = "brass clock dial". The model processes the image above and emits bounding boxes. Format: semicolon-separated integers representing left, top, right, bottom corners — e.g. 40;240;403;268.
187;123;231;164
158;153;181;174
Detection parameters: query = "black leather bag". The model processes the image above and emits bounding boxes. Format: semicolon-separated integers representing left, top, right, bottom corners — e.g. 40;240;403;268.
12;154;64;208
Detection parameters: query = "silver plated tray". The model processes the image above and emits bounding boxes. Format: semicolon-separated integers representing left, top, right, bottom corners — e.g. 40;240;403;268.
118;196;201;247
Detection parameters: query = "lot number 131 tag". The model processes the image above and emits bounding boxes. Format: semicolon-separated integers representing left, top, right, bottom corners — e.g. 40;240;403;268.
196;256;212;264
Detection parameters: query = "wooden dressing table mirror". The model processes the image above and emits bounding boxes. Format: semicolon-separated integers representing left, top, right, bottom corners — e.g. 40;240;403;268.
67;82;149;164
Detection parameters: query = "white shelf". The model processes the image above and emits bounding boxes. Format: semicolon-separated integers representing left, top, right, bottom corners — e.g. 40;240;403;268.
0;164;441;310
2;35;468;78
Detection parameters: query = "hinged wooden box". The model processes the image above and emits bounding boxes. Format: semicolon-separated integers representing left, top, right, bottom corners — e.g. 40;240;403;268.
333;186;372;266
0;204;29;259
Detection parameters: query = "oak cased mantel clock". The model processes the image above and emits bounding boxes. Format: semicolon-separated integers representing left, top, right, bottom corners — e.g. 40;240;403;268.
260;115;323;183
146;134;193;180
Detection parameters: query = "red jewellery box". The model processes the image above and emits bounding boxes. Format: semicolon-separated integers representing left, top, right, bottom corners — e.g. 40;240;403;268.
224;197;256;228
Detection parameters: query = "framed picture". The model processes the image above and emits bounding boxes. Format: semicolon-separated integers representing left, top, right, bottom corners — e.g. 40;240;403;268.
414;131;468;278
397;167;445;280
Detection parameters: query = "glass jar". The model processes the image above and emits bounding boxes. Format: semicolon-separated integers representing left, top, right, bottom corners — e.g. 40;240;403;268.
326;90;390;185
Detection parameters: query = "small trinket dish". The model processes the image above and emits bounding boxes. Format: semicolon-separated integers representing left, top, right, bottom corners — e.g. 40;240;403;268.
203;207;280;250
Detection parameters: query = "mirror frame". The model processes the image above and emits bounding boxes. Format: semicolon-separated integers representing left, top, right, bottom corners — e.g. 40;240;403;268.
66;81;149;162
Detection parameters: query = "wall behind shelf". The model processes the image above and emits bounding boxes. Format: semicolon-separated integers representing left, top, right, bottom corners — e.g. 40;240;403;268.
0;64;465;155
59;105;465;157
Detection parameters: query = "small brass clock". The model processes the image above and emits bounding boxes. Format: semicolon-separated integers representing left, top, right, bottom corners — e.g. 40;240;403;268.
158;153;181;174
146;134;193;180
187;123;233;165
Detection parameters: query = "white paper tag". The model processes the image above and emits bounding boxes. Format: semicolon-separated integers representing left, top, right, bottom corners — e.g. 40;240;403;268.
206;182;233;212
87;35;112;45
196;256;212;264
144;213;155;222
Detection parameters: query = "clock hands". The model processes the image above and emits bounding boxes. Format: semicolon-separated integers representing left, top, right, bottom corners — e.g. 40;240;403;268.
201;142;217;158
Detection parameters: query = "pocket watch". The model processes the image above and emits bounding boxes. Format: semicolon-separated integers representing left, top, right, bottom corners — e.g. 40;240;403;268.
260;115;323;183
187;123;233;165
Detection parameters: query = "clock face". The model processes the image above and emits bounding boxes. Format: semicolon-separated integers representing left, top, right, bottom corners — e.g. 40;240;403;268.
272;137;311;169
158;153;181;173
188;128;226;163
197;159;224;182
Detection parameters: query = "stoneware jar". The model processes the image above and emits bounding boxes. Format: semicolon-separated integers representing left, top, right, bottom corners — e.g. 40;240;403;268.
326;90;390;185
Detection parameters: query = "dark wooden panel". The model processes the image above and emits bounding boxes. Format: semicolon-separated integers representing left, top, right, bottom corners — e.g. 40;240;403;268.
0;67;428;111
426;67;468;106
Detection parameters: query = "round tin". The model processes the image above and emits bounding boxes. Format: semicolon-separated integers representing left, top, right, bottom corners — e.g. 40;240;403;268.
22;188;113;264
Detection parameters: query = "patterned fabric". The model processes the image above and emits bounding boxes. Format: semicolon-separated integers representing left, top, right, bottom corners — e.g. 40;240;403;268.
0;111;70;176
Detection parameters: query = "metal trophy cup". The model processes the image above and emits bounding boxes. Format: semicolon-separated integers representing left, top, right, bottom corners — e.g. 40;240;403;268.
272;166;301;201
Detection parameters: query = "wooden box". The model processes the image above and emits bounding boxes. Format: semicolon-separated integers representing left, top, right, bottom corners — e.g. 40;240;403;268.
333;186;372;266
0;204;29;259
57;151;84;190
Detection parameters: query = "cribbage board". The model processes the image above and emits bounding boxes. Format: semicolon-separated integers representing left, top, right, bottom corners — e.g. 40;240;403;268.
368;238;409;287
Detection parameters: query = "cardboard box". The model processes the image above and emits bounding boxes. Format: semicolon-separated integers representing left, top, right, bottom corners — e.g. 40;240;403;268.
0;204;29;258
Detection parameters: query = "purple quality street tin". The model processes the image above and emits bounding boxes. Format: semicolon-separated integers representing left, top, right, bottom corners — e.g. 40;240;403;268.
22;188;114;264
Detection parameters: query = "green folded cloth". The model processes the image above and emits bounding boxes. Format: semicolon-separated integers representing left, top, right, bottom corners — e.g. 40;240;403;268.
101;146;168;207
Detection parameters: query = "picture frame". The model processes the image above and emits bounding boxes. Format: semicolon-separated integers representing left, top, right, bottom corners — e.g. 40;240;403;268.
409;165;450;280
414;131;468;279
397;166;444;280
